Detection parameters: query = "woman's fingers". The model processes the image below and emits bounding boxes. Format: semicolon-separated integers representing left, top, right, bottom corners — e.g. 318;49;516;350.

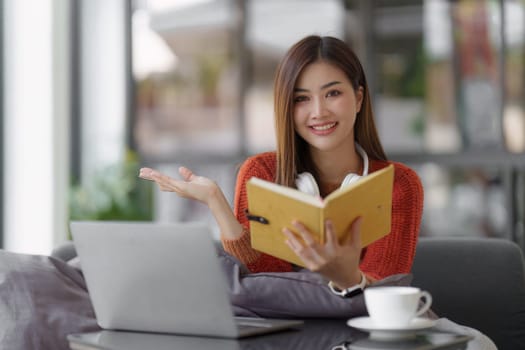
139;167;181;193
283;224;325;270
282;228;301;250
139;168;166;183
138;167;155;180
292;221;317;247
325;220;337;251
283;228;313;262
139;166;219;205
178;166;196;181
283;217;364;282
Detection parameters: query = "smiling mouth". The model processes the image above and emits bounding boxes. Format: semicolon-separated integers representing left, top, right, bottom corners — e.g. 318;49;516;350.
311;122;337;131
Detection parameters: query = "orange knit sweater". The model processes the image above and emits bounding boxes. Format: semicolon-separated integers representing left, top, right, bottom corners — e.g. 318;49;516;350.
221;152;424;281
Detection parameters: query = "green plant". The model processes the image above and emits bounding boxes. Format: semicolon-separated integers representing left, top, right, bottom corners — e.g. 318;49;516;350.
69;151;153;221
197;54;226;105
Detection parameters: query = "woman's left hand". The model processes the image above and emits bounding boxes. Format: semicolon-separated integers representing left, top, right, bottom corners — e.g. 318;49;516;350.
283;217;363;289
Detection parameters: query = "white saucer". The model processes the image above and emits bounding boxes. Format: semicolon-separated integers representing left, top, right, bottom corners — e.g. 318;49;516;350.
347;317;437;340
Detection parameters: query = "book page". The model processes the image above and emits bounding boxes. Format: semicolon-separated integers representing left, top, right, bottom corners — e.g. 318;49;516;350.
323;165;394;246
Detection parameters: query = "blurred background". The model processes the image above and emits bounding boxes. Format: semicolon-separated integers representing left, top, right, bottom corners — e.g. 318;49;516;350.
2;0;525;255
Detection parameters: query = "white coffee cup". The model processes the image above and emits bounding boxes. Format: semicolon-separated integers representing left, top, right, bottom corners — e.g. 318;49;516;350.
364;286;432;328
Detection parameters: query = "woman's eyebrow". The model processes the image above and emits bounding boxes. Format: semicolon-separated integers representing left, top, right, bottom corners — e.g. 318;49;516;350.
294;81;342;93
321;81;342;90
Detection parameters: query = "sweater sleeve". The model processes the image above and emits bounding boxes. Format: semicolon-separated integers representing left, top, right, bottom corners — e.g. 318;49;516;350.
359;162;424;280
220;153;293;273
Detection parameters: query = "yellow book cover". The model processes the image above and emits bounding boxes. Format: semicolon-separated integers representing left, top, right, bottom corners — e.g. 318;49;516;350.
246;165;394;267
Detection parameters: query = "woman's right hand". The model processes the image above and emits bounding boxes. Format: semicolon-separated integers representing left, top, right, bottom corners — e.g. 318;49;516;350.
139;166;244;240
282;217;364;290
139;166;220;205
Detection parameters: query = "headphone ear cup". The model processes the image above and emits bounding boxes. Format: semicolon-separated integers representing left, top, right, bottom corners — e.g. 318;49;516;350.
340;173;361;188
295;172;320;197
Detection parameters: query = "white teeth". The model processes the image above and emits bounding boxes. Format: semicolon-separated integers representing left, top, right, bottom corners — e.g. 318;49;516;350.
312;122;336;131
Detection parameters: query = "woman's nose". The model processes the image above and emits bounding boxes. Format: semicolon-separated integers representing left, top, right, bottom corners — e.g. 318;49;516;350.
312;98;326;118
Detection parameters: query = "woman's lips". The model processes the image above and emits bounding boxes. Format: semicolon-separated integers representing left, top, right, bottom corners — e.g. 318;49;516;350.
309;122;337;135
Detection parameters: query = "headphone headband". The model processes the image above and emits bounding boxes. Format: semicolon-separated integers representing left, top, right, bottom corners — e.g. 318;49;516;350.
355;143;369;177
295;143;369;196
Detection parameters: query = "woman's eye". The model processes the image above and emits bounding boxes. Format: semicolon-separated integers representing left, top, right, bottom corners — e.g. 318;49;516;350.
294;95;308;103
326;90;341;97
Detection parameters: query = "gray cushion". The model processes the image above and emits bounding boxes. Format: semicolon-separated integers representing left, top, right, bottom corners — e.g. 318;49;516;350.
218;249;415;318
0;251;99;349
51;241;77;262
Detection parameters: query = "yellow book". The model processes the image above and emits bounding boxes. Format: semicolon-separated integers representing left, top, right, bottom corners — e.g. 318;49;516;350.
246;164;394;267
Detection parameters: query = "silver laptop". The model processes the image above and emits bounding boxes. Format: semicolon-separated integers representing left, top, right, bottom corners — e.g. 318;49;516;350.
70;221;303;338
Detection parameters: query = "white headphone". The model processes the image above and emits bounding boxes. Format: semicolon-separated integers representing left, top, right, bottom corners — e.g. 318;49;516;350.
295;143;369;197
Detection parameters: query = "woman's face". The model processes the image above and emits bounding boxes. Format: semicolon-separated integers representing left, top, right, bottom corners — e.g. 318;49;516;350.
293;61;363;155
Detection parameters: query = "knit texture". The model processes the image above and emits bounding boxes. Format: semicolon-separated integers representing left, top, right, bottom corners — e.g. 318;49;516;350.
221;152;424;280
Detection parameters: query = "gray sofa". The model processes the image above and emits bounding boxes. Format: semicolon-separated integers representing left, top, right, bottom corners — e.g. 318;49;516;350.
52;236;525;349
411;237;525;350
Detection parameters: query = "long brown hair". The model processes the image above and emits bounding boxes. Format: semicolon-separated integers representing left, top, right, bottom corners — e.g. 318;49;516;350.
273;35;387;187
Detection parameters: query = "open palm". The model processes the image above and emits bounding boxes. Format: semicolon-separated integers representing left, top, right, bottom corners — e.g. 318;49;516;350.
139;166;218;205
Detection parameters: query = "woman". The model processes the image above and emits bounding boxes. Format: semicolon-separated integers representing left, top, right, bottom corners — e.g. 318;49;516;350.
139;35;423;297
